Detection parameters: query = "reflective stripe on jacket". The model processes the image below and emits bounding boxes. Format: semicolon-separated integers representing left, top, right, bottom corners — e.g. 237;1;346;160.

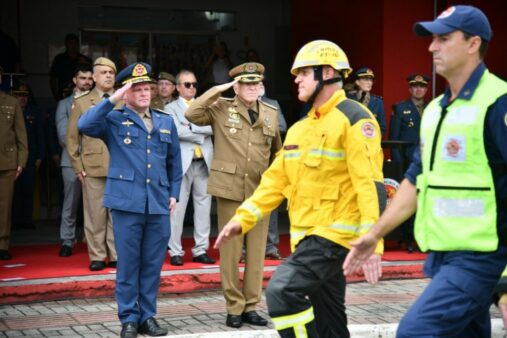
232;89;386;254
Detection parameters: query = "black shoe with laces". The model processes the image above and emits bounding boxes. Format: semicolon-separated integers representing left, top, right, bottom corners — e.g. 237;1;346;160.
138;317;167;336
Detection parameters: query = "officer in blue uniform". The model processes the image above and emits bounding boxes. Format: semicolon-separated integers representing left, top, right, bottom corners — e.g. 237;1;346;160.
389;74;429;252
346;67;386;136
78;62;182;338
10;83;45;228
389;74;429;167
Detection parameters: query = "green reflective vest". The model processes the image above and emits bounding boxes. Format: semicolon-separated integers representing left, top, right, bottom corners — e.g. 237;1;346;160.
415;70;507;252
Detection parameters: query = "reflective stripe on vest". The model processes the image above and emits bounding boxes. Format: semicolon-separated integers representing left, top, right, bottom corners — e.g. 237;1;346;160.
415;70;507;251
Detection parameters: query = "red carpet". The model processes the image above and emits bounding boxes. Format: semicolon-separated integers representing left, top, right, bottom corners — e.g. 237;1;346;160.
0;235;427;304
0;235;425;282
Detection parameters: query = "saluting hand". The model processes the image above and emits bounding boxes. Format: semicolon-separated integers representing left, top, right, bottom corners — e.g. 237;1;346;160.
214;220;242;249
215;79;238;93
109;81;132;104
342;232;379;277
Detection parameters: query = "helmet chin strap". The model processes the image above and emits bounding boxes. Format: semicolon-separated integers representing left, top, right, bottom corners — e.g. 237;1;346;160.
307;66;342;106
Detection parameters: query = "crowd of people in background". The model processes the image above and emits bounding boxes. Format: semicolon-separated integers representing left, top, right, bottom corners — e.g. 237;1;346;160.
0;29;432;264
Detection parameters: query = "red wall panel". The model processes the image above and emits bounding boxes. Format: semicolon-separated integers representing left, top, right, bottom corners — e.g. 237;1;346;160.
292;0;507;135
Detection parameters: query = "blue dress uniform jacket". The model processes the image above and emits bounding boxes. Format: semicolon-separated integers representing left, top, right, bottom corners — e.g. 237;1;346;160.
389;99;423;165
77;99;182;214
77;98;182;325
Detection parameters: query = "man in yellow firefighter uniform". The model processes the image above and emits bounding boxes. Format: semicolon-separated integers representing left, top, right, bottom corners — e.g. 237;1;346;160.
215;40;386;338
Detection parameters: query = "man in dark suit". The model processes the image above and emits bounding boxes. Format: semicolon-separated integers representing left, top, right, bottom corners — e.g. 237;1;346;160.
78;62;182;338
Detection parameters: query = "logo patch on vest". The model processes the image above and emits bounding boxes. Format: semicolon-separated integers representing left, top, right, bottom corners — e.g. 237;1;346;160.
442;135;465;162
360;122;376;138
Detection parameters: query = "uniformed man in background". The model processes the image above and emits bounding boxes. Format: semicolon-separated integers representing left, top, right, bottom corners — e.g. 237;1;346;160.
389;74;429;167
66;57;117;271
78;62;182;338
0;66;28;260
185;62;282;328
150;72;176;110
11;83;45;229
347;67;386;136
389;74;429;253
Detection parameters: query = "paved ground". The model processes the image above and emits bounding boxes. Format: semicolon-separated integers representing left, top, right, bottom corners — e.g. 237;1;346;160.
1;278;505;337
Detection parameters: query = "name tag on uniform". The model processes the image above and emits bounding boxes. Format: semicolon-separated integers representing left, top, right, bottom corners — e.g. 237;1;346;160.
403;110;411;115
160;129;171;134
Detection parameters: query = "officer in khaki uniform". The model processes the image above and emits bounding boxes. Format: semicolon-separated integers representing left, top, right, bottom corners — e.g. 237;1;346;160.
66;57;117;271
186;62;282;328
150;72;176;110
0;66;28;260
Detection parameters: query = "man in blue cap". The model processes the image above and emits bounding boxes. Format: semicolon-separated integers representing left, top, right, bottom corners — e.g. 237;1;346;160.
344;5;507;337
347;67;386;136
78;62;183;338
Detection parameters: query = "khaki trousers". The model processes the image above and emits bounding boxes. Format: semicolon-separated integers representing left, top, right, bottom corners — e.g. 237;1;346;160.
0;170;16;250
82;176;116;261
217;197;269;315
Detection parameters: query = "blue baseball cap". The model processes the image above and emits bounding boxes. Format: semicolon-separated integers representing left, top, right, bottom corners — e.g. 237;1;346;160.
414;5;492;42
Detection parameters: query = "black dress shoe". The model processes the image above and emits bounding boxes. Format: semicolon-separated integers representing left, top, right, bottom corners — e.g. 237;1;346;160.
59;245;73;257
226;314;242;328
89;261;106;271
170;255;183;266
120;321;138;338
138;317;167;336
108;261;117;268
192;253;216;264
242;311;268;326
265;251;286;260
0;250;12;260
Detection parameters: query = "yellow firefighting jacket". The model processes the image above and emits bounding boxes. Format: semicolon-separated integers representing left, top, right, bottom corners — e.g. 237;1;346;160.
232;89;385;254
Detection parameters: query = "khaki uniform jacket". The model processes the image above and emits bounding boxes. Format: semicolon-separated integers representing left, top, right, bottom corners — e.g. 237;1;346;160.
66;88;110;177
0;91;28;170
185;87;282;202
151;96;175;111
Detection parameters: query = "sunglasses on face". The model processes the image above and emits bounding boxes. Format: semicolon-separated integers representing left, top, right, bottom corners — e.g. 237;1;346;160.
179;82;198;89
